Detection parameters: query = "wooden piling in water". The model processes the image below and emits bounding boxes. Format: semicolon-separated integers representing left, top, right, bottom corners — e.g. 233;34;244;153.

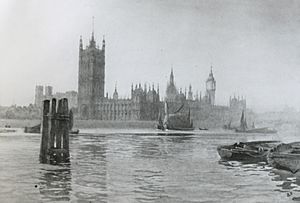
39;98;70;164
49;98;56;149
62;98;70;160
40;100;50;163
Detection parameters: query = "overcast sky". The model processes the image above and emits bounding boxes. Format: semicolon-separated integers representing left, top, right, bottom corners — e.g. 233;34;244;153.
0;0;300;112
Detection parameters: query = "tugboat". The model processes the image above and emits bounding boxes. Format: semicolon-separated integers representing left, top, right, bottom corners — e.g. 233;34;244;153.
157;102;194;131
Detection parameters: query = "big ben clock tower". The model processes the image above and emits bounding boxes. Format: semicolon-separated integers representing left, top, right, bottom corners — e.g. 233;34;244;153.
206;66;216;106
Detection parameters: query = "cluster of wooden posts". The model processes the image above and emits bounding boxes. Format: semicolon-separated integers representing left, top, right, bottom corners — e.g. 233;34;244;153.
40;98;70;164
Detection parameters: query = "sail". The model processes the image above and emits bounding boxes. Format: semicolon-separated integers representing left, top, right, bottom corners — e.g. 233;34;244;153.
158;111;163;126
240;110;247;131
174;103;184;114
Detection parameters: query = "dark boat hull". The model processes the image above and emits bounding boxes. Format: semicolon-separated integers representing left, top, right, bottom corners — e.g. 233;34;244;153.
235;127;277;134
24;124;41;134
166;127;194;131
69;129;80;134
217;141;280;162
268;143;300;173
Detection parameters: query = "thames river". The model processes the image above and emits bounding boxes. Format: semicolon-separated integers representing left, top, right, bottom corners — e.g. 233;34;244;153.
0;128;300;202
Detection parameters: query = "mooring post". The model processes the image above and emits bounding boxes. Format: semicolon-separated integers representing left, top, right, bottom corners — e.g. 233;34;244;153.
49;98;57;149
62;98;70;161
56;99;63;150
40;100;50;163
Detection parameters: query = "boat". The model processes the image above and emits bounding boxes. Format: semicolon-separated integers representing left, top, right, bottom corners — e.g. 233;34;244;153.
158;102;194;131
0;128;17;133
268;142;300;173
199;127;208;131
69;129;80;134
24;124;41;133
217;140;280;162
235;110;277;134
24;110;79;134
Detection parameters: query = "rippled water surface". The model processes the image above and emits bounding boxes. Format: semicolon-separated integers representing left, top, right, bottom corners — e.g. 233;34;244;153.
1;129;300;202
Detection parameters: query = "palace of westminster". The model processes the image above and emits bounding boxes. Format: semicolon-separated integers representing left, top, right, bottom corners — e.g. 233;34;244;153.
34;31;246;123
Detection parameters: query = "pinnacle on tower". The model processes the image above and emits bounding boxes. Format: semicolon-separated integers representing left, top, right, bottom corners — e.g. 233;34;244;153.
79;35;83;50
114;82;117;92
170;68;174;85
102;35;105;50
92;16;95;41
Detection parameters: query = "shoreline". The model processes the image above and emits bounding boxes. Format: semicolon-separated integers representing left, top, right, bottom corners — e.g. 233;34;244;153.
0;119;157;129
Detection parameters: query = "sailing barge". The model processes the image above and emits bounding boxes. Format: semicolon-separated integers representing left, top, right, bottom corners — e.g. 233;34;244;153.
157;102;194;131
235;110;277;134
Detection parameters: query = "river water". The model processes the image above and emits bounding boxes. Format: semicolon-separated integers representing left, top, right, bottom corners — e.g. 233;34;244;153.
0;128;300;202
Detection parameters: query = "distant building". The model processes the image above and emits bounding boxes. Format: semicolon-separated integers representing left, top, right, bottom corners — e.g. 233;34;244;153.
34;86;78;109
204;67;216;106
78;33;105;119
77;32;160;120
54;91;78;109
165;67;217;109
34;85;44;108
163;68;251;128
229;96;246;110
97;84;160;120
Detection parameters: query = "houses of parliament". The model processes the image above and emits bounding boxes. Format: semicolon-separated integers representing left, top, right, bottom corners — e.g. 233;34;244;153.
76;31;246;123
34;30;247;125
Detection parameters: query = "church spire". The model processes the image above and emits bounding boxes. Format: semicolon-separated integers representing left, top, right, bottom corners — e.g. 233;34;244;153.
90;16;96;47
92;16;95;41
170;68;174;85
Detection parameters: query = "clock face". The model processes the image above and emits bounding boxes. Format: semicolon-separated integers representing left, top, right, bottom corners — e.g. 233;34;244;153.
206;81;216;90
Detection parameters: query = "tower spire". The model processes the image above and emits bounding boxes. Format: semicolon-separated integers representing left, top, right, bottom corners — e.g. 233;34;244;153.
79;35;83;50
170;67;174;85
92;16;95;39
90;16;95;46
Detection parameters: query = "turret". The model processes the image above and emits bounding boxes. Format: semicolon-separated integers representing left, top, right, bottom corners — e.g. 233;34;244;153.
113;83;118;100
188;84;193;100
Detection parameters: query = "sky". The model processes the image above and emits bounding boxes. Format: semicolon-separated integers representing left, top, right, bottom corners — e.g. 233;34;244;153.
0;0;300;112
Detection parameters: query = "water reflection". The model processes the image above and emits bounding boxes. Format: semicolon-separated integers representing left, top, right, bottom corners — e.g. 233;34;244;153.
219;159;300;201
71;135;108;202
39;164;72;202
133;135;194;159
270;169;300;201
133;169;167;202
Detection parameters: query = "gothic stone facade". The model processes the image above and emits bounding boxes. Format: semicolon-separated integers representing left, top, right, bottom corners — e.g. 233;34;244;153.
78;33;105;119
77;33;160;120
164;68;249;128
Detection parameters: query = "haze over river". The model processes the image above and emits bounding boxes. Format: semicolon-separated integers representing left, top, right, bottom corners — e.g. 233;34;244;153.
1;127;300;202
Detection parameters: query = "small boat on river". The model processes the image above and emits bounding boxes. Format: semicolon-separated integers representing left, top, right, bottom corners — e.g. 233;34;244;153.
235;110;277;134
24;109;79;134
24;124;41;133
217;140;280;162
157;102;194;131
268;142;300;173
